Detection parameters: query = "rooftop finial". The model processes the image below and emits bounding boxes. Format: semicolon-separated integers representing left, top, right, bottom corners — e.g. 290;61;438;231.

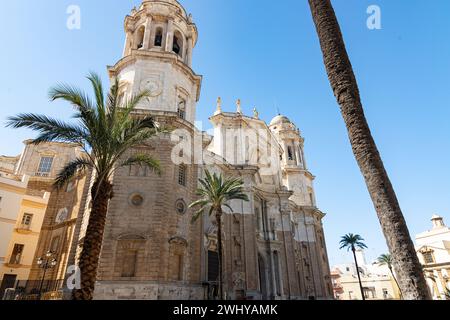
236;99;242;114
215;97;222;115
253;107;259;119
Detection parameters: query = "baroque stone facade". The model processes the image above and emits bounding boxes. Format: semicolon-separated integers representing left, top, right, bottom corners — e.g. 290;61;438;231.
1;0;333;301
88;0;333;300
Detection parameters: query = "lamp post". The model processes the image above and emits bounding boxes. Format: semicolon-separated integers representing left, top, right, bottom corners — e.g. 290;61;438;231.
36;251;57;300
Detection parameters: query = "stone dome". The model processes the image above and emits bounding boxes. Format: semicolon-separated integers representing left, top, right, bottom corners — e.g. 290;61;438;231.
269;115;292;127
142;0;186;15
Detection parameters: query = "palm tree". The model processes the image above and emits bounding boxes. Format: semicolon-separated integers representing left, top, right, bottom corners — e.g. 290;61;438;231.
189;170;249;300
339;233;368;300
377;253;403;299
307;0;430;299
6;72;161;300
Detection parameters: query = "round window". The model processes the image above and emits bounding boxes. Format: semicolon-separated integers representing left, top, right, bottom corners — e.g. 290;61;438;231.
176;199;186;215
130;194;144;207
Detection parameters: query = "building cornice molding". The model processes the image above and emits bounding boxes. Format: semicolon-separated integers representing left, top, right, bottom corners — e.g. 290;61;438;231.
108;50;202;101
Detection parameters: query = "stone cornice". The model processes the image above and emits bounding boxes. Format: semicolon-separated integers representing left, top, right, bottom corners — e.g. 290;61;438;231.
282;167;315;180
209;112;284;154
125;1;198;45
107;50;203;101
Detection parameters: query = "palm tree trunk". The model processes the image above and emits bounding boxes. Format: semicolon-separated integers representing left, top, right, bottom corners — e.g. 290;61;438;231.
307;0;430;300
389;266;403;299
352;248;365;300
216;209;224;300
73;179;113;300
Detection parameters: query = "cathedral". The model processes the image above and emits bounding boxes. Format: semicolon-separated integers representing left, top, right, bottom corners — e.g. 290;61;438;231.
4;0;333;300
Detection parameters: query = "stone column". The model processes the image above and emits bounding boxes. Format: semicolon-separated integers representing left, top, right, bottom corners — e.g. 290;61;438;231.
165;19;174;52
300;146;307;170
143;15;153;50
123;27;133;57
294;141;301;167
186;37;193;66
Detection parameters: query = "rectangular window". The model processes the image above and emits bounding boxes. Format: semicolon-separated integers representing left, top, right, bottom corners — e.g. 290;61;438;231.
21;213;33;228
9;244;24;265
422;251;434;264
178;165;186;186
37;156;54;176
50;236;61;253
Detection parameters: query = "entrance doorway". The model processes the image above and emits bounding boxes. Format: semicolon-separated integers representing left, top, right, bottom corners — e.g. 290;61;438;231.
0;274;17;299
258;254;268;300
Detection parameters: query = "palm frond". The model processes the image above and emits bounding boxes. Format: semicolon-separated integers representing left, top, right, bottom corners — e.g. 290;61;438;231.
189;170;248;224
48;83;95;116
6;113;88;145
121;153;161;175
377;253;392;267
87;72;104;113
339;233;367;251
54;157;92;190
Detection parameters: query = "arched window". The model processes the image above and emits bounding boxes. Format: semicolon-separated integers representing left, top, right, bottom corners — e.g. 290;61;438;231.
287;146;294;161
136;26;145;49
177;98;186;119
154;27;163;47
169;237;187;281
122;250;138;277
172;31;184;57
115;235;146;279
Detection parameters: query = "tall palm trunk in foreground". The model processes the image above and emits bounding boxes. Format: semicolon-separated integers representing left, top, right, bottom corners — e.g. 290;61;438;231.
77;180;113;298
216;208;224;300
307;0;430;299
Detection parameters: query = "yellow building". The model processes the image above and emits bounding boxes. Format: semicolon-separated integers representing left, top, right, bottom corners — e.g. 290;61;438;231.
416;215;450;300
0;140;84;298
0;172;49;297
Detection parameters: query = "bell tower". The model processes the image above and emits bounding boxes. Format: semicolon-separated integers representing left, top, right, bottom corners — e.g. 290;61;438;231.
94;0;204;300
108;0;202;124
269;115;316;206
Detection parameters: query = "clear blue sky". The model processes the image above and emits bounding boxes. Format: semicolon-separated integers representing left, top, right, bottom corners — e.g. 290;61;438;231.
1;0;449;266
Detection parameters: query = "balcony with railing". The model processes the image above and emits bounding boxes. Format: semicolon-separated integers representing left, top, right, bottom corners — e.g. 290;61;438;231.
16;223;32;233
35;172;50;178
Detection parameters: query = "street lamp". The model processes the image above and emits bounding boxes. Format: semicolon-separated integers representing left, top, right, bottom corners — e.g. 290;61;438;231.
36;251;57;299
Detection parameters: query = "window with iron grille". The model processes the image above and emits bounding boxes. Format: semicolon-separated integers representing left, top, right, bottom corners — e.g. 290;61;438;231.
178;164;187;186
37;156;54;176
178;100;186;120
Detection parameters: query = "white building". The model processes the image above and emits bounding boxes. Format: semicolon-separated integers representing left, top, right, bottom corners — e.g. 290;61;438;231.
331;250;400;300
416;215;450;300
